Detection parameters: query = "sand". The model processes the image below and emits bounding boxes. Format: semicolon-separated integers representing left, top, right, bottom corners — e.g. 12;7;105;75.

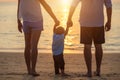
0;52;120;80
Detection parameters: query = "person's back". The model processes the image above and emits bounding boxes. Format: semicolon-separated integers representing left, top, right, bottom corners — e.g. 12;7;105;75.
52;26;69;76
19;0;43;22
79;0;112;27
67;0;112;77
52;27;65;56
17;0;59;76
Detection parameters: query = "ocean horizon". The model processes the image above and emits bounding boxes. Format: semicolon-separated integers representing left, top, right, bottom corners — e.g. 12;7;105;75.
0;0;120;53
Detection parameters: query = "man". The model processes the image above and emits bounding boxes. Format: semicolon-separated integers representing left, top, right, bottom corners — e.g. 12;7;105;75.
67;0;112;77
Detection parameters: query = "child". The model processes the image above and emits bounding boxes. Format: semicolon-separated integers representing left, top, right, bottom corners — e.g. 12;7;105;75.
52;25;69;76
17;0;59;76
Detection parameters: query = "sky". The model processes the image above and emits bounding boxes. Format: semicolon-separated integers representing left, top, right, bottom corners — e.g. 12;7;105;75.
0;0;16;2
0;0;119;2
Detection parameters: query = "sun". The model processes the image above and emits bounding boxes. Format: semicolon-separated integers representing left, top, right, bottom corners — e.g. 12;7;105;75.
62;0;70;5
63;0;68;3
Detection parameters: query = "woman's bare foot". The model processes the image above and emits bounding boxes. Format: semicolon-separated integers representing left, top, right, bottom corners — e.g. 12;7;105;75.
61;73;70;77
94;71;100;77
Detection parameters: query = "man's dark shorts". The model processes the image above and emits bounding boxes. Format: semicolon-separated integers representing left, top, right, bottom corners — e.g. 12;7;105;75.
80;26;105;44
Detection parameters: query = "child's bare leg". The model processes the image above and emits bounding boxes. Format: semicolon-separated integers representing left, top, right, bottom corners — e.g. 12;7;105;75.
60;54;66;76
53;56;60;75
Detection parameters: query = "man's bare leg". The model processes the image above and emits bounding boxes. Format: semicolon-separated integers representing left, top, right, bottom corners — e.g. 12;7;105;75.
84;44;92;77
95;44;103;76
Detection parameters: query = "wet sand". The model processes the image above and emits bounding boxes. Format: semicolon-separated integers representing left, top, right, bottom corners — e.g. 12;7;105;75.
0;52;120;80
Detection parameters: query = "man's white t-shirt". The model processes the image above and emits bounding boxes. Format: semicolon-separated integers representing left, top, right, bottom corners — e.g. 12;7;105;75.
75;0;112;27
19;0;43;22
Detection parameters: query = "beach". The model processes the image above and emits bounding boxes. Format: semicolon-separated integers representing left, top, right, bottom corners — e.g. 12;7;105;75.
0;0;120;80
0;52;120;80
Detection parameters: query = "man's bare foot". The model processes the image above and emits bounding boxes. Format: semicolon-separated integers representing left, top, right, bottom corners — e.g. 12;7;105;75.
82;72;92;77
29;70;40;77
55;73;60;75
31;72;40;77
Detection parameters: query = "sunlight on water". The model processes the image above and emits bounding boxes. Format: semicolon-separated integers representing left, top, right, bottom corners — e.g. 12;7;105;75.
60;6;68;27
0;0;120;53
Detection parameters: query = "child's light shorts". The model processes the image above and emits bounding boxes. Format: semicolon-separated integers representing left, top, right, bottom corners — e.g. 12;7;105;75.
23;20;43;33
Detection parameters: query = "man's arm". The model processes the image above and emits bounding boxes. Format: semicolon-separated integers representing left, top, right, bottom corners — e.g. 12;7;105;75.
39;0;59;26
104;0;112;31
67;0;80;27
105;7;112;31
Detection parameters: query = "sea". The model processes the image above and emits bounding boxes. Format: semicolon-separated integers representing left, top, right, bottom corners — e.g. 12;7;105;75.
0;0;120;53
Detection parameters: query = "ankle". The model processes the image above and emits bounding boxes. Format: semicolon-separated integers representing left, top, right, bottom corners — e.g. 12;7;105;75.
96;69;100;73
87;71;92;77
61;70;64;74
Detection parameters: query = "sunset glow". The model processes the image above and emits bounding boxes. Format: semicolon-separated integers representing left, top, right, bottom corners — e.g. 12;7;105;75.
61;0;72;6
0;0;16;2
0;0;119;54
62;0;68;4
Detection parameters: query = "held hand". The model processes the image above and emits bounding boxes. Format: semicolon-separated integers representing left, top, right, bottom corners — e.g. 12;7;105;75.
53;20;60;33
67;20;73;28
17;19;22;33
105;21;111;31
54;20;60;27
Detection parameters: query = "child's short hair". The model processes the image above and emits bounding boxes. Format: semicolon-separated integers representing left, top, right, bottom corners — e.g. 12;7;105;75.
55;26;65;34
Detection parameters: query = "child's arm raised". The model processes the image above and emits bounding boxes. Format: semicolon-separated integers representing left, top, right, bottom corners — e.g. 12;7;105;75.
39;0;59;26
53;25;57;33
65;27;69;36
